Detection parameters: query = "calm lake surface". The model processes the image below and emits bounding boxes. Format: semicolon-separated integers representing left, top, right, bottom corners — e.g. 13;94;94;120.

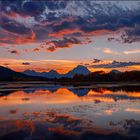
0;82;140;140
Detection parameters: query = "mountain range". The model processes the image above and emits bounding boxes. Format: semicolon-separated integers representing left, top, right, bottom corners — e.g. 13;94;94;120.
23;65;91;79
0;66;46;81
23;69;60;79
0;65;123;81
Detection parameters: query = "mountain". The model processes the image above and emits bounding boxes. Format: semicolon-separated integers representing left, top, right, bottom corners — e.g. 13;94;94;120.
63;65;91;78
23;65;91;79
23;70;41;77
42;70;60;79
0;66;45;81
68;88;89;96
110;70;121;74
23;70;60;79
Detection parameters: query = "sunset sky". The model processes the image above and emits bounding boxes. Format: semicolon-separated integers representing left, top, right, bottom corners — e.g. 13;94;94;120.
0;0;140;73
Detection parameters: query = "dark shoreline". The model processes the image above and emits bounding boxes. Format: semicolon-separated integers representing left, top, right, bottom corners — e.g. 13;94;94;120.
0;80;140;85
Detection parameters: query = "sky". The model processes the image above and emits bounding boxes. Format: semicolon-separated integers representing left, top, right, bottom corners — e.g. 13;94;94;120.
0;0;140;73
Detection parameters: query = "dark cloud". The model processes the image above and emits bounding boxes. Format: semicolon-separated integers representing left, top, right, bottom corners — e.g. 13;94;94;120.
108;37;121;42
22;1;45;16
9;109;18;114
45;0;68;10
121;25;140;43
0;25;36;45
92;59;102;63
0;0;140;49
0;0;23;16
22;62;31;65
108;25;140;44
91;60;140;68
9;50;19;54
45;37;83;52
0;16;31;35
0;0;45;17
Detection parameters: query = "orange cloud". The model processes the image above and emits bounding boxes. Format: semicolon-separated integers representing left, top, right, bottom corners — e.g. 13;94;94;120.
49;29;82;38
33;48;40;52
87;29;114;36
0;29;36;46
49;29;114;39
1;11;29;18
15;30;36;45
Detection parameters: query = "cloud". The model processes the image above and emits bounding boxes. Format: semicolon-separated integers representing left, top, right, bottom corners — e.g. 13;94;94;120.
0;0;45;17
45;0;68;10
0;0;140;51
33;48;40;52
108;37;121;42
44;37;86;52
123;49;140;54
100;47;140;55
91;60;140;68
0;16;31;35
103;48;118;55
121;25;140;43
9;109;18;114
92;59;102;63
48;28;81;38
9;50;19;55
22;1;45;16
0;27;36;45
103;48;113;54
3;63;9;66
22;62;31;65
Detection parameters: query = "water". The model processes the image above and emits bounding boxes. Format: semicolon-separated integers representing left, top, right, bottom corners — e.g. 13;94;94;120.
0;82;140;140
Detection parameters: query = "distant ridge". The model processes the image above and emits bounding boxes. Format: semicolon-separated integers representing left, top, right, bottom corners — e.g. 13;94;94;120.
1;65;140;82
23;69;60;78
0;66;45;81
23;65;91;79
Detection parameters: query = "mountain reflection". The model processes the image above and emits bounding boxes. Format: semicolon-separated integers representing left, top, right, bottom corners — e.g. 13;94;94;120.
0;82;140;140
0;83;140;102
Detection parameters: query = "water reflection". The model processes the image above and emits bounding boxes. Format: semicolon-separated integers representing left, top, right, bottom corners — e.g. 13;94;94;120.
0;82;140;140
